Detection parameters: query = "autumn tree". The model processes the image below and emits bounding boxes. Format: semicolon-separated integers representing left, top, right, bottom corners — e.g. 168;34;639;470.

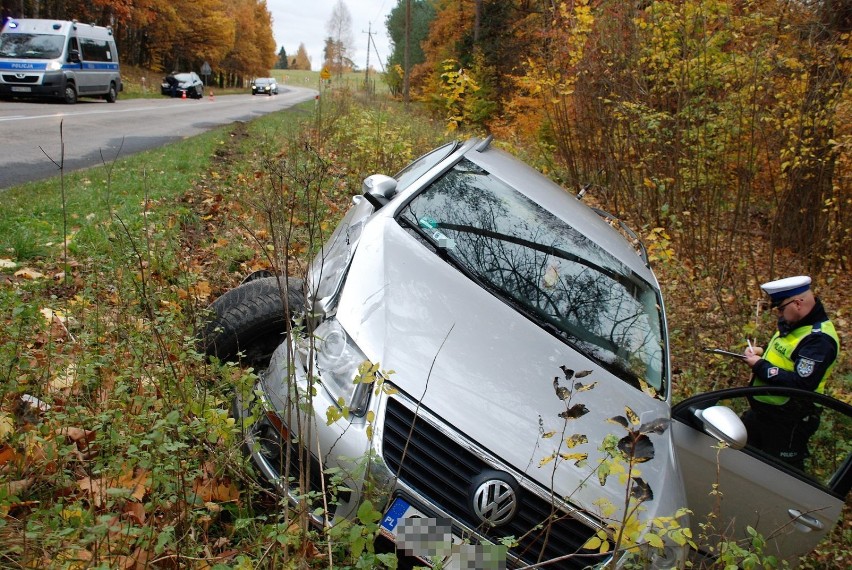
220;0;276;84
509;0;851;274
291;42;311;70
413;0;522;126
325;0;354;76
323;37;353;73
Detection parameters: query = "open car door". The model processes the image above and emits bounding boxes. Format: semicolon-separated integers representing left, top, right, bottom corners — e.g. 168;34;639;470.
672;386;851;566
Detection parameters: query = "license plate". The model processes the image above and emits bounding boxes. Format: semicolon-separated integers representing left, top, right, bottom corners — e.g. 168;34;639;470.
380;497;459;562
11;86;31;92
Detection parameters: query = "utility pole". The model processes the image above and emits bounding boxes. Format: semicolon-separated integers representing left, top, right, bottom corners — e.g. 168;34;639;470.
363;23;374;92
404;0;411;105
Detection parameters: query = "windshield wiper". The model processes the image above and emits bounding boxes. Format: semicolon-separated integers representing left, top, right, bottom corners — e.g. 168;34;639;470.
439;222;640;293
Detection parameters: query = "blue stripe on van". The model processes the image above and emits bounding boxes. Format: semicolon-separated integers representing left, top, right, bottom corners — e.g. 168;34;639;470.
0;61;119;71
0;61;47;70
71;62;120;70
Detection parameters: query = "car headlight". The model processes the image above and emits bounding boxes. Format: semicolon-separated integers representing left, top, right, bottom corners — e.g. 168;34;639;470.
46;61;61;71
308;196;373;310
314;319;371;416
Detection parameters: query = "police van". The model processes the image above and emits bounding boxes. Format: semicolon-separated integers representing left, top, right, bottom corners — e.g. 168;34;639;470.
0;18;122;104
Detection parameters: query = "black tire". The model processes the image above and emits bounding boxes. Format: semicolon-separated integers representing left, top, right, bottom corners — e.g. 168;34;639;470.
200;275;305;368
105;83;117;103
64;84;77;104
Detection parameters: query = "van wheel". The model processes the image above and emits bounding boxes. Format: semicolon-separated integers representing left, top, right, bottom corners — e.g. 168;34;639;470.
199;276;306;369
105;83;117;103
64;84;77;104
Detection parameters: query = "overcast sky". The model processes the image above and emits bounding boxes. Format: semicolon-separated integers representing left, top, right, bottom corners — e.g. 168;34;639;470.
266;1;395;71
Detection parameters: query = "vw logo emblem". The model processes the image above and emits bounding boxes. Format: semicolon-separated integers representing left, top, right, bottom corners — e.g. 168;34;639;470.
472;479;518;526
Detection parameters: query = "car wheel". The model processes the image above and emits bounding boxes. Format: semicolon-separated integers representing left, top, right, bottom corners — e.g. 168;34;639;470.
203;276;313;497
200;275;305;369
105;83;117;103
63;84;77;104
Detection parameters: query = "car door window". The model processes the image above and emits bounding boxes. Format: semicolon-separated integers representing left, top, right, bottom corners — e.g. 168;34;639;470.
676;387;851;489
673;386;851;564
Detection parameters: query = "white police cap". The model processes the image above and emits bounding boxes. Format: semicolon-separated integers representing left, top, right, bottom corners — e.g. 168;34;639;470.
760;275;811;307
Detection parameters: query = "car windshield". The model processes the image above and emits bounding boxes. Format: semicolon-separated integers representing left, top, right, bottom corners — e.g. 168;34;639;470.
394;141;457;192
255;79;269;85
398;158;666;395
0;32;64;58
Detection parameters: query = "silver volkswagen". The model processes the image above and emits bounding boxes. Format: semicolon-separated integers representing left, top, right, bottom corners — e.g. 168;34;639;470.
203;138;851;569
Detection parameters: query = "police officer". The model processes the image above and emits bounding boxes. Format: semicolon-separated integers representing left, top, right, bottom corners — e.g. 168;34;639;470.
166;71;179;97
740;276;840;470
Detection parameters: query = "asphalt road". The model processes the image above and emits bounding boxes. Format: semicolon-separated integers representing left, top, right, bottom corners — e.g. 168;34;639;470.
0;86;318;189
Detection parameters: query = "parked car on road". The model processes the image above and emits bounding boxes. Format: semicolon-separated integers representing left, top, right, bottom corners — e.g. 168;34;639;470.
202;137;851;569
161;71;203;99
0;18;122;104
251;77;278;95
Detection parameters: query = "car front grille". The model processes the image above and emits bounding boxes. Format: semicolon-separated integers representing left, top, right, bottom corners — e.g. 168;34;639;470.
382;397;607;569
3;74;39;83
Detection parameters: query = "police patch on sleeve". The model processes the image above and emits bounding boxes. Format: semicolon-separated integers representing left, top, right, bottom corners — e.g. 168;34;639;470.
767;367;779;378
796;358;816;377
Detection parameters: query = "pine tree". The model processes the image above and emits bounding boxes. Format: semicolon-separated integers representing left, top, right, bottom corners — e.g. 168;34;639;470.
276;46;288;69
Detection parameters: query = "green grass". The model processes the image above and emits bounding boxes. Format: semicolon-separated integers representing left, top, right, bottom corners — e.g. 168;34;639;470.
0;131;224;261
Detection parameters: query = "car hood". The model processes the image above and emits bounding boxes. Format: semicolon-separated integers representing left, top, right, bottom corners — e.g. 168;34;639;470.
335;215;686;522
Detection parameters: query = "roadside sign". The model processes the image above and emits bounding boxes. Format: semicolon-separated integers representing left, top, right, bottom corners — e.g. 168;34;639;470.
201;61;212;85
320;67;331;80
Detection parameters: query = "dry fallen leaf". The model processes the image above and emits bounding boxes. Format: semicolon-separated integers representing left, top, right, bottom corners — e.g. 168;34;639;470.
1;477;33;497
15;267;44;279
0;412;13;441
48;363;78;394
0;444;18;466
79;471;149;509
123;501;146;525
193;476;240;504
78;476;107;508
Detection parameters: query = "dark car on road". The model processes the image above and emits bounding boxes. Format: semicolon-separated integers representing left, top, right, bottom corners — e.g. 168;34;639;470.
251;77;278;96
161;71;203;99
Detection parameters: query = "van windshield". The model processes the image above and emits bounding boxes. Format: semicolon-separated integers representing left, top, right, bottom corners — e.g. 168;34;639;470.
0;33;64;59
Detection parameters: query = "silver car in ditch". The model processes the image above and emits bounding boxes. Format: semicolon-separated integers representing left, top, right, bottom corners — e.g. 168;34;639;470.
203;137;851;569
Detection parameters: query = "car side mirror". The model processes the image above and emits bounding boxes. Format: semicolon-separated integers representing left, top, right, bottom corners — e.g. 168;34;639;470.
68;49;81;63
362;174;398;209
694;405;747;450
